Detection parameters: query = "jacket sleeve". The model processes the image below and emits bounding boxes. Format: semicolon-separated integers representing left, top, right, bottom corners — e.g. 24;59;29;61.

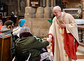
32;37;49;49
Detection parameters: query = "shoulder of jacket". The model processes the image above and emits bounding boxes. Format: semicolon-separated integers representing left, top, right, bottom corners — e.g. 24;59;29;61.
26;36;36;40
53;16;56;20
65;13;72;16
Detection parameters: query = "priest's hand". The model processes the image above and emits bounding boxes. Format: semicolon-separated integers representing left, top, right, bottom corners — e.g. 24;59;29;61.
47;37;52;43
59;22;66;28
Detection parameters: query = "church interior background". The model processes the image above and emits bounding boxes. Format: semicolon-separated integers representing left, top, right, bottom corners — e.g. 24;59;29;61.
0;0;84;61
0;0;84;40
0;0;82;18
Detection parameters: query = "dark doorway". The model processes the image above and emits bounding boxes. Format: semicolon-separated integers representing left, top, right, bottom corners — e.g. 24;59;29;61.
0;0;8;16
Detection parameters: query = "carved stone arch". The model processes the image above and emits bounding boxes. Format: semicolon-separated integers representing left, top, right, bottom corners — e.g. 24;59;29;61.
18;0;26;16
19;0;21;11
20;0;25;12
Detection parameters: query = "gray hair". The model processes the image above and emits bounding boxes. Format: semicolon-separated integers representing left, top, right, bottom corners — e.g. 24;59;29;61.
20;26;30;34
53;6;61;11
0;20;2;22
18;19;22;24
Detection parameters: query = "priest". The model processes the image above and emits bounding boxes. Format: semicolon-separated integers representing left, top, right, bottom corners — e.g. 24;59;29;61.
47;6;79;61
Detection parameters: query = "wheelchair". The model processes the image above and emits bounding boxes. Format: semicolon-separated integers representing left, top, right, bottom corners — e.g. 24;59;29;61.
11;37;50;61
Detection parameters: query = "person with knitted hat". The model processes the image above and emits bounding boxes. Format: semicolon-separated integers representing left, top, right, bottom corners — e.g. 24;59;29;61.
13;19;30;37
14;26;51;61
1;20;14;35
18;19;26;27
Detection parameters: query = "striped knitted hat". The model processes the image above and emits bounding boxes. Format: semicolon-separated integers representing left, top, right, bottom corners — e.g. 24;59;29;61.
19;19;26;27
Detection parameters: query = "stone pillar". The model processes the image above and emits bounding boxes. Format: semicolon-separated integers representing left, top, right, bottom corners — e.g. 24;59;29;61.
25;7;36;18
35;0;44;18
36;7;44;18
27;0;30;7
44;0;51;18
53;0;56;6
25;0;36;18
43;0;46;7
82;0;84;19
51;0;54;7
40;0;43;7
18;0;20;15
46;0;49;7
51;0;54;18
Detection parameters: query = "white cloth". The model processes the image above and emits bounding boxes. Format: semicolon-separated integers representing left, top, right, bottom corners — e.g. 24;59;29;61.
13;26;22;37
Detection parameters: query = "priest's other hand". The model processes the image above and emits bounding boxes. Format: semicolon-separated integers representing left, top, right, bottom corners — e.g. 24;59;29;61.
47;37;52;43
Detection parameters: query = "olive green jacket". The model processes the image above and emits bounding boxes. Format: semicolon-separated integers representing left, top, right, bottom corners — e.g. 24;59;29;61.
15;36;49;61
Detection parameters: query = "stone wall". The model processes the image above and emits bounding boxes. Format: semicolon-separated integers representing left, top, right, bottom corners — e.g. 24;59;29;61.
66;4;82;8
2;0;18;16
24;6;52;37
25;18;51;37
8;4;15;16
82;0;84;19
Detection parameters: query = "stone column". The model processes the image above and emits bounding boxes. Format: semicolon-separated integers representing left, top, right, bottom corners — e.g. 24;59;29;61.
51;0;54;18
25;7;36;18
18;0;20;15
25;0;36;18
44;0;51;18
51;0;54;7
53;0;56;6
82;0;84;19
46;0;49;7
27;0;30;7
36;0;44;18
43;0;46;7
36;7;44;18
40;0;43;7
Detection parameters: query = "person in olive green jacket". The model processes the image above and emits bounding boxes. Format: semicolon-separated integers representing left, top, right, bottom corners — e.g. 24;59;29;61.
15;26;51;61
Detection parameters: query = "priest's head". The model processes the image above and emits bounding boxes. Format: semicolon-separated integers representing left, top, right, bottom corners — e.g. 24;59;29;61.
53;6;62;18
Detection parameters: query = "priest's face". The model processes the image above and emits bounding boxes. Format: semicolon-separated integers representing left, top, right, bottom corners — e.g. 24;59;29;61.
53;8;61;18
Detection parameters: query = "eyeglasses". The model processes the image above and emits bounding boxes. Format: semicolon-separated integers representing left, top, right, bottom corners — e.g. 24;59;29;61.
53;11;59;14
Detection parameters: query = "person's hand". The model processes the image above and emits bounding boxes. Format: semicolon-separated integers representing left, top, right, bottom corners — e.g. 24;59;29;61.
59;22;66;28
14;15;17;17
47;37;52;43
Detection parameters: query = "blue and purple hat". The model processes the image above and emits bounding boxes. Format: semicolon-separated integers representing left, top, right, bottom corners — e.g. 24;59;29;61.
19;19;26;27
